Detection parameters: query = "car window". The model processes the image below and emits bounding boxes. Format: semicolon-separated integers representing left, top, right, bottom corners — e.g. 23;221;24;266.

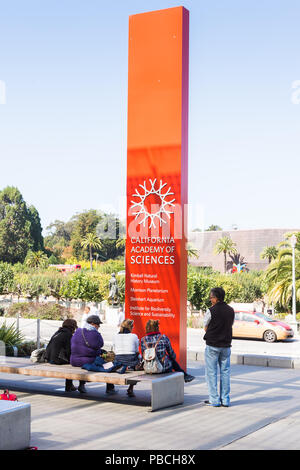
242;314;257;322
255;312;272;322
234;313;242;321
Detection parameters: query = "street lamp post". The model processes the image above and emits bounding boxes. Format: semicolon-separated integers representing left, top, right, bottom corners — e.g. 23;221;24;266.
291;234;297;334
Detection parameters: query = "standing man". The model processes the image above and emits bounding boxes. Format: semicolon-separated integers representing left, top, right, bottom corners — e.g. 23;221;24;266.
203;287;235;407
81;306;102;329
117;305;125;327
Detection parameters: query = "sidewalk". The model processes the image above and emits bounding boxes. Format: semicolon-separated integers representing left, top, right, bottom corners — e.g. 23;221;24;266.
2;320;300;449
2;359;300;450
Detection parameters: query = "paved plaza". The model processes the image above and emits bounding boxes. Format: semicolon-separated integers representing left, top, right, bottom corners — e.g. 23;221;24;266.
2;359;300;450
2;319;300;450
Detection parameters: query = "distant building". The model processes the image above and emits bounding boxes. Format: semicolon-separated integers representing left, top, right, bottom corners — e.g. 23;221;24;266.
188;228;299;272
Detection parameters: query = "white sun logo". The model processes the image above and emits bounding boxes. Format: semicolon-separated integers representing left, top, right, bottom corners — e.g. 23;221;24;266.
130;179;176;229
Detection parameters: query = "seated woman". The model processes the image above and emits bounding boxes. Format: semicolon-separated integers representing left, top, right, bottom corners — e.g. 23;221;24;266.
45;319;85;392
141;320;195;383
70;315;105;393
112;319;140;397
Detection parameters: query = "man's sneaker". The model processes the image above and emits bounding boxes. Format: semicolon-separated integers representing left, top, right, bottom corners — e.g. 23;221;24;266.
221;403;230;407
184;374;195;383
203;400;220;407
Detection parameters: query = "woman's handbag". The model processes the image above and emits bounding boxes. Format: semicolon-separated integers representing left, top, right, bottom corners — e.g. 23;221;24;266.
30;348;46;363
102;351;115;363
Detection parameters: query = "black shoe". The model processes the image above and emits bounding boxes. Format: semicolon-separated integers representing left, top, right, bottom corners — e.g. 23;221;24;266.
106;388;118;395
78;384;87;393
184;374;195;383
65;384;77;392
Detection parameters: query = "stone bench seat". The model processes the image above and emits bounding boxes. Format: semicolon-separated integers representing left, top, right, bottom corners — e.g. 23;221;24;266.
0;357;184;411
0;400;31;450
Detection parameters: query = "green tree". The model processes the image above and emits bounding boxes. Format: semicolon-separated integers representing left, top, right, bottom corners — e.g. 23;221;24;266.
28;205;44;252
214;236;238;273
0;187;43;263
25;250;49;269
206;225;222;231
260;246;278;264
96;213;126;261
44;219;75;258
81;233;102;270
71;210;101;259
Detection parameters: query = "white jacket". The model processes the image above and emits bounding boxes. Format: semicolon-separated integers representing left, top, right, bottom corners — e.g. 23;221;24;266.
113;333;139;355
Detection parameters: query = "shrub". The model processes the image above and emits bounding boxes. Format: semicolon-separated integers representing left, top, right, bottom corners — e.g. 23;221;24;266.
0;321;25;349
0;262;14;294
96;259;125;274
6;302;72;320
187;273;214;311
187;270;266;311
18;341;39;357
59;272;105;302
211;274;243;304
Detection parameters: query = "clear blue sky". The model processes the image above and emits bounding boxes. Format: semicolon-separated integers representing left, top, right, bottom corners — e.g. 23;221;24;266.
0;0;300;234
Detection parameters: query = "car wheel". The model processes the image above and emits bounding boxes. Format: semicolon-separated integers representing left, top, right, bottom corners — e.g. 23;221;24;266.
263;330;277;343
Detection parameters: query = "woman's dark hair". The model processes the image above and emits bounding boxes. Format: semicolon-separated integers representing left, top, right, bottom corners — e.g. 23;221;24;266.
145;320;159;333
210;287;225;302
62;319;78;334
119;319;134;334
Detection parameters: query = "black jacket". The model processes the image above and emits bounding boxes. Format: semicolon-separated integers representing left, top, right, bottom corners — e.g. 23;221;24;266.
45;327;72;364
203;302;235;348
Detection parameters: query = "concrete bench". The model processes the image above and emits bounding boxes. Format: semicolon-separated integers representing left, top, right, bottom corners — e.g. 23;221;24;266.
0;357;184;412
0;400;31;450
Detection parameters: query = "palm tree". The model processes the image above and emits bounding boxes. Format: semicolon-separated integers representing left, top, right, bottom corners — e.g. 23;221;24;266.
260;246;278;264
25;250;48;269
81;233;102;270
214;236;237;273
187;243;199;263
264;234;300;309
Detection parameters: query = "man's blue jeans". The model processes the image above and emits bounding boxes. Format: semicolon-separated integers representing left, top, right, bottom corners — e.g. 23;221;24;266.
205;345;231;406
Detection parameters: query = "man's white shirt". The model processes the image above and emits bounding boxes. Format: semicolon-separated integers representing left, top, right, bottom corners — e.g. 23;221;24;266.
203;309;211;329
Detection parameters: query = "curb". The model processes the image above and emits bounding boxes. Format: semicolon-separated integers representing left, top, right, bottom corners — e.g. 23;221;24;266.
103;342;300;370
187;350;300;369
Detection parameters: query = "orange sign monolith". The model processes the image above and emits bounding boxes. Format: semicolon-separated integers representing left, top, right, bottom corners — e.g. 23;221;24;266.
126;6;189;368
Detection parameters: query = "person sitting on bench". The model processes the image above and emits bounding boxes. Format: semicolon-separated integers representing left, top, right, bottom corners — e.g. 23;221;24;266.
141;320;195;383
112;319;141;397
70;315;114;394
45;319;86;393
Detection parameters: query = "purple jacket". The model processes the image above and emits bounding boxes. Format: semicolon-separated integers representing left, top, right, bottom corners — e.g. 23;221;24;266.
70;328;104;367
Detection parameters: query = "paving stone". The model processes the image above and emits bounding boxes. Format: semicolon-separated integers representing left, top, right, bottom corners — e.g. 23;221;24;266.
2;362;300;450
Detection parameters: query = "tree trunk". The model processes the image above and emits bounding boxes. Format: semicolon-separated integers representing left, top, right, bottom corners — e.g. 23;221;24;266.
90;246;93;270
224;251;227;273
